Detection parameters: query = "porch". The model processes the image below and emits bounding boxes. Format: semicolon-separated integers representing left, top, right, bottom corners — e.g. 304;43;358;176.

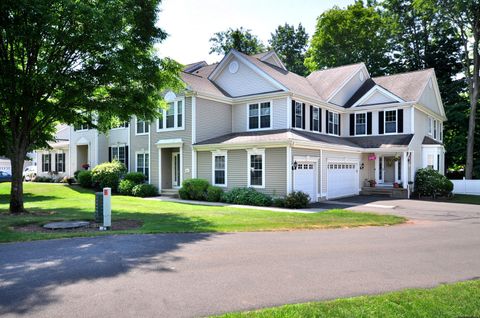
156;138;183;194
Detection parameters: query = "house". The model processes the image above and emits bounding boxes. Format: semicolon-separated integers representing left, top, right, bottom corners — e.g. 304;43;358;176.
36;124;71;179
47;49;446;201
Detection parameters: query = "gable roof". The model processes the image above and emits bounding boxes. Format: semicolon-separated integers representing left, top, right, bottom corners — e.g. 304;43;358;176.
373;69;433;102
180;71;228;98
422;136;443;145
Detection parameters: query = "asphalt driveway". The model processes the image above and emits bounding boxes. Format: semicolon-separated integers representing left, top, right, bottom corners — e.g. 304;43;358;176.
0;199;479;318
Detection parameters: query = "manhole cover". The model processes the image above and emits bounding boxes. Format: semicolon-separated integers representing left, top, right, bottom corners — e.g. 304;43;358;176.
43;221;90;230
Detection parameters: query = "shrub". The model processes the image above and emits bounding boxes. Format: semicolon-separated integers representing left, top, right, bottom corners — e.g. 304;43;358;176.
221;187;272;206
414;168;453;197
124;172;146;185
206;185;224;202
272;197;286;208
131;184;158;197
119;179;136;195
91;160;127;192
32;176;54;183
178;178;210;200
77;171;93;188
66;177;75;185
284;191;310;209
74;170;82;180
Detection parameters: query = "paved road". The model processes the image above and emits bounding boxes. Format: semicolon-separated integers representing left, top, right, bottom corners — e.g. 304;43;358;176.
1;200;479;318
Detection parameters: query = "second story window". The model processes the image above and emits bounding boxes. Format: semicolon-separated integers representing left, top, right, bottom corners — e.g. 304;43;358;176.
112;121;129;129
136;119;149;135
355;113;366;135
158;99;184;131
433;119;438;139
110;145;127;166
385;110;397;133
327;111;340;135
311;107;320;132
74;123;90;131
248;102;271;130
295;102;303;128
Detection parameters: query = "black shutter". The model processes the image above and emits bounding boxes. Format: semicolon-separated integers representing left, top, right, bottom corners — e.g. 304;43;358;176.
310;106;313;131
108;147;112;162
291;100;296;128
302;103;306;129
319;108;322;132
350;114;355;136
379;111;384;134
48;154;51;172
338;114;341;135
54;154;58;171
367;112;372;135
325;110;329;133
398;109;404;133
125;146;129;170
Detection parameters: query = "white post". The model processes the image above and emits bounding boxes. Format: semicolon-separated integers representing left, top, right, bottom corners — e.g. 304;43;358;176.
103;187;111;229
286;146;292;194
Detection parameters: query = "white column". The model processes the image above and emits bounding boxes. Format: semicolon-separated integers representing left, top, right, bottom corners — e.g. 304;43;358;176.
158;148;162;192
192;149;197;179
374;154;379;183
402;151;408;185
286;146;292;193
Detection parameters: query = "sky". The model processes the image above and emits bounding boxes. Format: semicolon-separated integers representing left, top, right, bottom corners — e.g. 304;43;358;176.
155;0;355;65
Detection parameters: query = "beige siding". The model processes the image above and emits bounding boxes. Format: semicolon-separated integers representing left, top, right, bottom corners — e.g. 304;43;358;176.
264;148;287;196
330;69;366;106
129;121;149;175
196;98;232;143
233;97;288;132
196;151;212;183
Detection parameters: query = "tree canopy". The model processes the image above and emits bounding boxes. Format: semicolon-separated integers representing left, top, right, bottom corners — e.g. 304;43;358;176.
0;0;183;212
269;23;309;75
209;27;265;55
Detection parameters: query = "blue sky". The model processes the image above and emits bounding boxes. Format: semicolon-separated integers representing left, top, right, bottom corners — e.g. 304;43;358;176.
156;0;354;65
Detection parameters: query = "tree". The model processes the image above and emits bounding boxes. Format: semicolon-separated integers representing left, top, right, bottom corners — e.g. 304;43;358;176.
209;27;265;55
304;1;392;76
0;0;183;213
269;23;309;75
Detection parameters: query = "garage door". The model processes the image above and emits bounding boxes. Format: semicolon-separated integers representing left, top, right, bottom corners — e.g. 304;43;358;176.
294;162;316;202
327;163;359;199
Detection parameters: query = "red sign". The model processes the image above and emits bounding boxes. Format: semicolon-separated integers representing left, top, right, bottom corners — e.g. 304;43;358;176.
103;189;109;196
368;154;376;161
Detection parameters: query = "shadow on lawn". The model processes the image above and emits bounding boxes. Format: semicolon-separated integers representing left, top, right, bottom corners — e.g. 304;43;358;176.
0;193;58;205
0;212;219;315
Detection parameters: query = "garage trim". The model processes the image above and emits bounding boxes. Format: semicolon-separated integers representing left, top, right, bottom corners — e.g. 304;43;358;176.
293;156;319;201
326;158;360;200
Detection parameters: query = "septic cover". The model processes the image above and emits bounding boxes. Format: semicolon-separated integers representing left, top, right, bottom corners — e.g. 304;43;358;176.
43;221;90;230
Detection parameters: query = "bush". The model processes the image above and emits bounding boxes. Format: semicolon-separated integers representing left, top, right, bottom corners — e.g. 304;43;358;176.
131;184;158;197
206;185;224;202
414;168;454;197
272;197;286;208
221;187;272;206
74;170;82;180
66;177;75;185
32;176;54;183
77;170;93;188
91;160;127;192
124;172;146;184
119;179;136;195
284;191;310;209
178;178;210;200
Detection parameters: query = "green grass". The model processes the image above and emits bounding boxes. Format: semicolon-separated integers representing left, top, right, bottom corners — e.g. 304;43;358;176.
0;183;405;243
216;280;480;318
449;194;480;205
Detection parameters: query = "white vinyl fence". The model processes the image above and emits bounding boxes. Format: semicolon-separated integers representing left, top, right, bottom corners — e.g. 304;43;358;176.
451;178;480;195
0;159;11;174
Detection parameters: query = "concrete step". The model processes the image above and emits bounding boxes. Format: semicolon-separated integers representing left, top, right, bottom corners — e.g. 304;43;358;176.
360;187;408;198
160;188;179;198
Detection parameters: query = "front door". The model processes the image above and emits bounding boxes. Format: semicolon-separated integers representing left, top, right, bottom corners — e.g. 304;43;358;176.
172;152;181;188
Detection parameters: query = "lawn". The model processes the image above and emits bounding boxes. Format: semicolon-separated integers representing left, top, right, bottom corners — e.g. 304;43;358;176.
216;280;480;318
449;194;480;205
0;183;405;243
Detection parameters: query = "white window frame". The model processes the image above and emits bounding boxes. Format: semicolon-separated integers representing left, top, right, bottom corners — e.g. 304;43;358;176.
42;153;51;172
135;151;149;181
111;145;127;165
157;98;185;132
135;117;149;135
74;123;89;131
111;121;129;130
55;152;66;172
384;109;398;134
440;122;443;141
247;148;265;188
433;119;438;140
211;150;227;187
247;100;272;131
355;112;367;136
428;117;433;135
327;111;340;136
294;101;303;129
311;106;320;132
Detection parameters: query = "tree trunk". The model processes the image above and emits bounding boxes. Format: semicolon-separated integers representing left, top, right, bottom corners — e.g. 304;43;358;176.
9;151;26;214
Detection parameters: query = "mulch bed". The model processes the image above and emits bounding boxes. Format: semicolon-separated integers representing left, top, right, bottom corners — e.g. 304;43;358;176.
14;219;143;233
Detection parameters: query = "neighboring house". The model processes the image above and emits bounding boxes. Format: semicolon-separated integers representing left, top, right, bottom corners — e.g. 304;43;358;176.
36;125;70;178
47;49;446;201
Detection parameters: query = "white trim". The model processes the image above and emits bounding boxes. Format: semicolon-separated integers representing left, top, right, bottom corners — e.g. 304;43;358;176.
327;111;340;136
171;151;181;188
156;97;185;132
286;146;292;193
135;117;149;135
247;148;265;188
211;150;228;187
148;122;151;183
260;51;287;70
311;105;321;132
134;150;149;181
352;85;404;107
192;150;197;178
192;96;197;144
383;108;399;135
180;147;183;186
410;106;415;134
354;112;367;136
326;64;367;102
158;149;162;191
155;138;183;148
246;100;273;131
320;149;324;198
293;157;318;202
293;101;304;129
286;95;292;129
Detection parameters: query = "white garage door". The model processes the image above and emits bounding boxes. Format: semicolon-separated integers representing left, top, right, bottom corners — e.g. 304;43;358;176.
327;163;359;199
294;162;316;202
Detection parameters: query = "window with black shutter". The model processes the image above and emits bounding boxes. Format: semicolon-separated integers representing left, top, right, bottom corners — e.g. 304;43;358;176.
379;111;384;134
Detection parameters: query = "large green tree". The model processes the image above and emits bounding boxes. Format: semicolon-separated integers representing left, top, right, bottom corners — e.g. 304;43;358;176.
0;0;182;213
209;27;265;56
304;1;391;76
269;23;309;75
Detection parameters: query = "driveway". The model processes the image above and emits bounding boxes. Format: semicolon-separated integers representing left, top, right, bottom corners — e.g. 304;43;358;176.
0;200;479;318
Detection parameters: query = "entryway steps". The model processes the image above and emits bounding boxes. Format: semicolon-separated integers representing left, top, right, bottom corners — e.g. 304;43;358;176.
160;188;179;198
360;187;408;198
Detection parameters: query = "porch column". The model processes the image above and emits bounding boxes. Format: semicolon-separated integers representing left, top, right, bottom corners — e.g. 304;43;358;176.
402;151;408;185
374;154;379;183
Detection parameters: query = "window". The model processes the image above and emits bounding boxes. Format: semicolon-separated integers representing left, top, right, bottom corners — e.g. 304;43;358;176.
427;154;434;169
55;153;65;172
158;99;184;131
433;120;438;139
328;112;339;135
428;117;433;135
295;102;303;128
312;107;320;132
42;154;51;172
111;146;126;165
136;119;149;134
136;153;149;181
385;110;397;133
248;149;265;188
355;113;366;135
440;123;443;141
74;123;90;131
112;121;129;129
248;102;271;130
212;153;227;186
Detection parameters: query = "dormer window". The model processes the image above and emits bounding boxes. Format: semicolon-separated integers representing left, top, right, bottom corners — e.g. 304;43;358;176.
158;99;184;131
248;102;271;130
